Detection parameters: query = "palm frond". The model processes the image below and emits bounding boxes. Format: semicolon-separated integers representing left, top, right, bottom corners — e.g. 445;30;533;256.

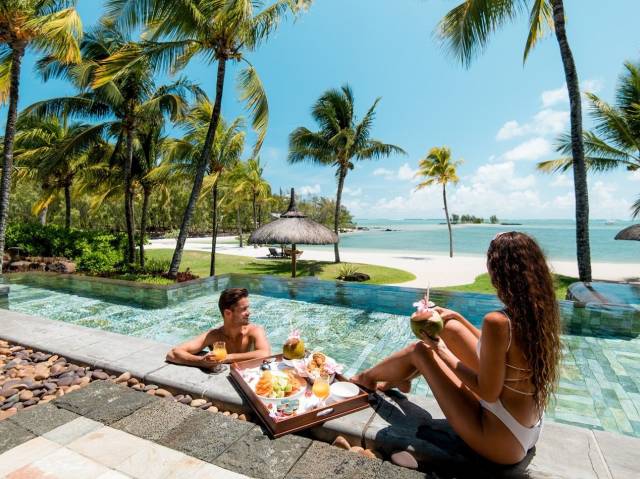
523;0;553;63
632;195;640;219
357;141;406;160
27;7;83;64
0;52;12;105
238;64;269;154
438;0;528;68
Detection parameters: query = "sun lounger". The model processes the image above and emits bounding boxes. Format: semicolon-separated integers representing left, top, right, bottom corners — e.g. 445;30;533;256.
268;247;285;258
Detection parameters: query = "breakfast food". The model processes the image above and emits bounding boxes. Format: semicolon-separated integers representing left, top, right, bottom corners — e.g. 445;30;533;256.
255;371;273;397
307;352;327;375
283;330;305;360
410;309;444;340
255;369;304;399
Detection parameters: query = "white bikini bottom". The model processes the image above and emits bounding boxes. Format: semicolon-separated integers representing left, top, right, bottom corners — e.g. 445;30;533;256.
479;399;543;453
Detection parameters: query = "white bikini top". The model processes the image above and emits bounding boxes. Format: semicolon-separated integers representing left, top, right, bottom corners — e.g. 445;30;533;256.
476;311;534;396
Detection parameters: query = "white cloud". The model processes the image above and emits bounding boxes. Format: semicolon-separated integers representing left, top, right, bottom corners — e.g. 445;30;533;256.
552;192;574;209
551;174;572;187
298;184;321;196
503;138;552;162
540;79;603;107
398;163;418;181
373;168;394;178
372;163;418;182
343;186;362;196
630;170;640;182
496;109;568;141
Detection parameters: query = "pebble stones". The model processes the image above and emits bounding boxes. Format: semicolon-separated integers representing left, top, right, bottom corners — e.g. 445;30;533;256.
390;451;419;470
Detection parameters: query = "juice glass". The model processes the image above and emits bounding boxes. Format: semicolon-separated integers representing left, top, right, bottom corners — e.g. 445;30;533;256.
211;341;227;373
312;375;330;407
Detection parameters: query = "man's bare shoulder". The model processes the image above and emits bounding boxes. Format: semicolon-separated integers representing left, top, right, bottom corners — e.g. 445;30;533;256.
246;323;267;337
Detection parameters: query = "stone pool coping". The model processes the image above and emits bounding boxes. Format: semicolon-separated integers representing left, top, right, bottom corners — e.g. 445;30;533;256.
1;309;638;478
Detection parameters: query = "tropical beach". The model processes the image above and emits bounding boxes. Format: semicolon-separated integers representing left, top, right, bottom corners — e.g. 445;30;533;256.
1;0;640;477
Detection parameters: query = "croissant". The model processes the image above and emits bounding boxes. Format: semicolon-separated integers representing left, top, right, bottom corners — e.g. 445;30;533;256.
255;371;273;397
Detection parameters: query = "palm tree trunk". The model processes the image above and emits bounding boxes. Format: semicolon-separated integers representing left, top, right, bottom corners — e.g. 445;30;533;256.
236;206;244;248
124;125;136;265
258;203;262;227
0;45;25;274
333;167;347;263
209;182;218;276
139;185;151;269
39;206;48;226
169;58;227;277
443;183;453;257
551;0;592;282
64;184;72;230
252;191;258;230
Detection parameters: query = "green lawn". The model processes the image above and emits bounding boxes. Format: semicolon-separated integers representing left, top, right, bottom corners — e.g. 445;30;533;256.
145;249;416;285
441;273;577;300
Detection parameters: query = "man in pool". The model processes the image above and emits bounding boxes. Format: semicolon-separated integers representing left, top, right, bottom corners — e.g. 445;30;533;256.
166;288;271;369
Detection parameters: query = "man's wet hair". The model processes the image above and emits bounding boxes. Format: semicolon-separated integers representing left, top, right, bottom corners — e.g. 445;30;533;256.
218;288;249;315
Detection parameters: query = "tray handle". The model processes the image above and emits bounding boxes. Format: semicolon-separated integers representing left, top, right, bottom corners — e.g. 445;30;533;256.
316;407;334;417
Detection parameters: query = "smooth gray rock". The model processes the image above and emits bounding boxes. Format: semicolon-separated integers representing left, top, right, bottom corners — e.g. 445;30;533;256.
215;426;312;479
375;461;433;479
159;408;254;463
112;398;198;441
7;403;79;435
93;343;171;380
54;380;156;424
594;430;640;478
0;420;35;454
285;441;382;479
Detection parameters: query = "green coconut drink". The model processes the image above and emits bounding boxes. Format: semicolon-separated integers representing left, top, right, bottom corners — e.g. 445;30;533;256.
282;330;305;360
410;310;444;340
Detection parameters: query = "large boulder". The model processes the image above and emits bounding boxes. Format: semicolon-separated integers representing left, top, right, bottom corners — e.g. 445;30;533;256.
46;261;76;274
8;261;32;272
342;272;370;282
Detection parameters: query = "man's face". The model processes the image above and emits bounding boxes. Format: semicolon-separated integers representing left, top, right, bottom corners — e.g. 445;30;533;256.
225;297;250;326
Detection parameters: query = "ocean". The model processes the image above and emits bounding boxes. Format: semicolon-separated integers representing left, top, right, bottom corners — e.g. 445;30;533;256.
322;219;639;263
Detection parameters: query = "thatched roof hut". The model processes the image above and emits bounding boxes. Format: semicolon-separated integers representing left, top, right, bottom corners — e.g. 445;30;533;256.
249;188;338;277
615;224;640;241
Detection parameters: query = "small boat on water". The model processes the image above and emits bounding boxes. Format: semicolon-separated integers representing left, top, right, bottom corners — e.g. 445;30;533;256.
605;219;616;225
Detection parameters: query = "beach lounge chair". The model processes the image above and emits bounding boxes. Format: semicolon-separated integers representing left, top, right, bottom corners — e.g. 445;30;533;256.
268;247;284;258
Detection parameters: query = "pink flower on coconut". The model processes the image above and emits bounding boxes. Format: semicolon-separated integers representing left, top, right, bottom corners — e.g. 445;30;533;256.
413;298;435;313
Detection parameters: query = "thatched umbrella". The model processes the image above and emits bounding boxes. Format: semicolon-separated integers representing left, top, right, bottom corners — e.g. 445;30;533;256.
615;224;640;241
249;188;338;277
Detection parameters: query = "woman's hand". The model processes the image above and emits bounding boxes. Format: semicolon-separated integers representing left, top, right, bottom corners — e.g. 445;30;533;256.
411;306;459;324
419;331;449;355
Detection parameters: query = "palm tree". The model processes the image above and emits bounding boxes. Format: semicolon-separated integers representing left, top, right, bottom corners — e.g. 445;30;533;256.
538;60;640;217
438;0;592;281
415;147;461;258
157;100;245;275
234;157;271;231
27;25;196;265
13;115;106;229
289;84;406;262
0;0;82;272
100;0;309;277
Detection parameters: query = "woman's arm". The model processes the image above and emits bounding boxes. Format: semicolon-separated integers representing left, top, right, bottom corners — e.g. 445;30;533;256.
424;312;508;401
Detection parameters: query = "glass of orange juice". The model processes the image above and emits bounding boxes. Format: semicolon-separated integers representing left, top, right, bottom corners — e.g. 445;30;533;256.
312;375;330;407
211;341;227;373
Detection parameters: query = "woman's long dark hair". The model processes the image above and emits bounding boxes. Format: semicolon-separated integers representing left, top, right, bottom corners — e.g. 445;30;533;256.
487;232;561;411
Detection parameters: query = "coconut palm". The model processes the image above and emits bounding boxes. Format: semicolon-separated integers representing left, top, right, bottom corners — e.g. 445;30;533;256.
234;157;271;231
99;0;309;277
289;84;406;262
0;0;82;272
13;115;107;229
156;100;245;275
415;147;461;258
438;0;592;281
538;61;640;217
26;25;197;264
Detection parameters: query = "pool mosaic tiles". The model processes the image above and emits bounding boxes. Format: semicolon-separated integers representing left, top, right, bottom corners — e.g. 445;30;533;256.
3;282;640;439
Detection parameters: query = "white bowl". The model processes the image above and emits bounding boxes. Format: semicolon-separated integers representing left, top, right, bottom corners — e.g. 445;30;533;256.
329;381;360;400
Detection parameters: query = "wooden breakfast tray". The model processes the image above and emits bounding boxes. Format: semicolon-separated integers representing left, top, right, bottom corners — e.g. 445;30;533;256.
230;354;371;437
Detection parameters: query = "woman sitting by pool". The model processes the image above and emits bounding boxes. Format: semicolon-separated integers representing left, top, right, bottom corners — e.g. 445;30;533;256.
351;232;561;465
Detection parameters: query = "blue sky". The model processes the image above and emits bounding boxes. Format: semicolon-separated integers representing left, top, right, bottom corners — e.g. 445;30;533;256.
5;0;640;219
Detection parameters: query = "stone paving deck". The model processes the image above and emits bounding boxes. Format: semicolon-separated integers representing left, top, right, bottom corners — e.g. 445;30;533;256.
2;308;640;478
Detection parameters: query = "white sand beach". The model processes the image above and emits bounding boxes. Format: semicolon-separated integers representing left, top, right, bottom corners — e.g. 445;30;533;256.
148;237;639;288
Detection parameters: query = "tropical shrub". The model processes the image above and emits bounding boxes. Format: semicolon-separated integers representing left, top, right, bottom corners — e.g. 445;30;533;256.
5;223;126;272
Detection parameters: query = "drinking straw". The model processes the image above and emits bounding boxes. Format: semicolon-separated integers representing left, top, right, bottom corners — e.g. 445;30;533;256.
426;282;430;306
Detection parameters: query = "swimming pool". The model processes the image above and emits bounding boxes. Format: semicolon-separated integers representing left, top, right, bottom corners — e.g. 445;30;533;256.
3;274;640;438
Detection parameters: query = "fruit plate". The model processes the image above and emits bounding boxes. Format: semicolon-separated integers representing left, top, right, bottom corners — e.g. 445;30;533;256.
250;367;307;406
230;354;372;438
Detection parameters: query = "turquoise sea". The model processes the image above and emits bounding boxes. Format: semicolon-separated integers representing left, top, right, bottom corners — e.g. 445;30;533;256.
320;219;639;263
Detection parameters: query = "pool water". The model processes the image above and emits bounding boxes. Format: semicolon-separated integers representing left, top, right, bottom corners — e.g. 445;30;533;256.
4;283;640;438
